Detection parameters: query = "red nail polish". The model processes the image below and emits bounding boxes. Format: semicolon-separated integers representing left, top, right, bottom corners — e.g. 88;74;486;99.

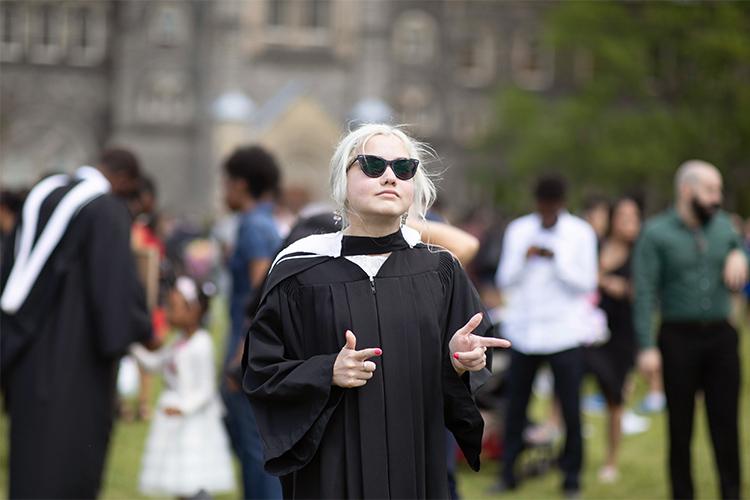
453;353;460;360
374;348;382;356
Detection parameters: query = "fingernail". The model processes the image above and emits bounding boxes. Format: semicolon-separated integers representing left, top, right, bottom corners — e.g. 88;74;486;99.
453;353;460;360
374;348;382;356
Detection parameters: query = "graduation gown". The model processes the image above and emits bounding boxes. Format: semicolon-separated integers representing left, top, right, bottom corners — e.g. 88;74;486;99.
1;179;151;498
243;229;494;498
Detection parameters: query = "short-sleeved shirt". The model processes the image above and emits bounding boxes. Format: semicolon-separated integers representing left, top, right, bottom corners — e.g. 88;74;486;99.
227;201;281;364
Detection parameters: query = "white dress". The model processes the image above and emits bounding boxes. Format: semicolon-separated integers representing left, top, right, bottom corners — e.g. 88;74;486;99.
130;330;235;497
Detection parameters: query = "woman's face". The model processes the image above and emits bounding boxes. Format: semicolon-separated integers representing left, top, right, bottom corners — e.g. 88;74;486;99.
345;134;415;223
611;199;641;243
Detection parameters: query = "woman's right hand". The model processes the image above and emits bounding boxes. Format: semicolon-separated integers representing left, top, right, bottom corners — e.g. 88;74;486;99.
332;330;382;388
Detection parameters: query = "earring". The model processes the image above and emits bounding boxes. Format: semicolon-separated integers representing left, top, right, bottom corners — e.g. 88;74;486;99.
400;212;408;227
333;210;342;225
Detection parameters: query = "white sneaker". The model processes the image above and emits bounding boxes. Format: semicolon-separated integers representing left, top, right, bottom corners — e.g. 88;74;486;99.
640;392;666;413
622;410;650;435
598;465;619;484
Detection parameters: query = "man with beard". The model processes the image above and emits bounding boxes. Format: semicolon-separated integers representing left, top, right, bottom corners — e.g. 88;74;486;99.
634;160;747;500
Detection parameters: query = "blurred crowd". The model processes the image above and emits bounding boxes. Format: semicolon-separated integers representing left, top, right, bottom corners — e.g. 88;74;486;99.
1;138;748;500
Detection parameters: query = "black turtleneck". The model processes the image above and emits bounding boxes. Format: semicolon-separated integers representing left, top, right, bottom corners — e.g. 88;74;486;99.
340;229;409;256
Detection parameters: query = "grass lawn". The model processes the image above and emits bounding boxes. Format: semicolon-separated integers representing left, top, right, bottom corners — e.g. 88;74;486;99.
458;318;750;499
1;307;748;499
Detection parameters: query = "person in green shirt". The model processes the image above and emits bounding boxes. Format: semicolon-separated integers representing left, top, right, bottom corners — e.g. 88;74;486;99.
633;159;748;500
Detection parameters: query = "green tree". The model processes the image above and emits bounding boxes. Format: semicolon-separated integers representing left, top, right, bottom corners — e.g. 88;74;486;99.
481;1;750;216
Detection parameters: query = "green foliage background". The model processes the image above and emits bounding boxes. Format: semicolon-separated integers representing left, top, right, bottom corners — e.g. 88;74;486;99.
480;1;750;216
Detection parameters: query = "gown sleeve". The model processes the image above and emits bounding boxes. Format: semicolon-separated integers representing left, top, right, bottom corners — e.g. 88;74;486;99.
242;280;343;476
86;196;152;357
439;252;495;471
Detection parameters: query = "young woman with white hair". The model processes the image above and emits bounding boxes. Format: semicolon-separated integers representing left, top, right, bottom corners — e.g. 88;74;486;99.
242;124;509;498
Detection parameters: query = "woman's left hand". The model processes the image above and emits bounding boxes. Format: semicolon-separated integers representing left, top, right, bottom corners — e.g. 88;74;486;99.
449;313;511;375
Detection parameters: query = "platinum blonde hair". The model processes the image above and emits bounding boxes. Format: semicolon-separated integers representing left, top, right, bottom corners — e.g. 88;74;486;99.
329;123;438;228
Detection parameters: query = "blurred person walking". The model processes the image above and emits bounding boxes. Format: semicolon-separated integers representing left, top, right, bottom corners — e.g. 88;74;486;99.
584;197;642;483
494;175;598;496
634;160;747;500
221;146;283;499
130;276;235;498
0;148;152;498
242;124;509;498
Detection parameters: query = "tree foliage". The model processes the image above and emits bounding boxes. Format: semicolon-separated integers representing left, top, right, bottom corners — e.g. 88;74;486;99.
481;1;750;215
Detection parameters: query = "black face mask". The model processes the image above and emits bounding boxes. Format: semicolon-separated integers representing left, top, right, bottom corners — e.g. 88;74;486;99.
690;197;720;226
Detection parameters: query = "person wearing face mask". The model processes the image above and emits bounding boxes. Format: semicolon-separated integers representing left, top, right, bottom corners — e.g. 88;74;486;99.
633;160;748;500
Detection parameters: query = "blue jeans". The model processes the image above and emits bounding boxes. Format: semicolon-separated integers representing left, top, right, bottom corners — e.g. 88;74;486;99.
222;386;282;500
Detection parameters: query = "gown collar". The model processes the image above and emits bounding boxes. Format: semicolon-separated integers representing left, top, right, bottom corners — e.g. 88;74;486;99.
341;229;410;256
269;226;420;271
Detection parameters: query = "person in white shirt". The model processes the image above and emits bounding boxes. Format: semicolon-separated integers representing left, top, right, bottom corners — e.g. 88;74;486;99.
494;176;597;496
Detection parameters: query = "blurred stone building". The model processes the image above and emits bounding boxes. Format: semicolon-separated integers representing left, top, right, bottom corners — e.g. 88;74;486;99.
0;0;560;219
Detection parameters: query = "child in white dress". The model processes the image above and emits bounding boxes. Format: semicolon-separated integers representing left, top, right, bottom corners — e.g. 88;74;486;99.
130;276;235;498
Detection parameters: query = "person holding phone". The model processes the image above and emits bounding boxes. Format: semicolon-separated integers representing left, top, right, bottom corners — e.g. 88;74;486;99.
494;175;598;496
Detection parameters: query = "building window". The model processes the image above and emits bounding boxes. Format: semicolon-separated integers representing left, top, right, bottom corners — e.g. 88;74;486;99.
392;10;437;65
0;2;25;62
268;0;329;28
149;4;189;47
67;4;106;66
264;0;331;47
307;0;329;28
455;28;495;88
510;29;555;91
268;0;286;26
29;3;64;64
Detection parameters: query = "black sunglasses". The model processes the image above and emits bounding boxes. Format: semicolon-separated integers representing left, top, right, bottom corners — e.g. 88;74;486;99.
347;155;420;181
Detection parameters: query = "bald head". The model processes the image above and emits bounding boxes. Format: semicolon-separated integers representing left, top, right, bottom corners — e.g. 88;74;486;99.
675;160;721;193
675;159;723;225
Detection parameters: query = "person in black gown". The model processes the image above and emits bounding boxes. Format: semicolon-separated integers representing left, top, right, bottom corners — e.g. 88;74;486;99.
242;124;510;498
1;148;152;498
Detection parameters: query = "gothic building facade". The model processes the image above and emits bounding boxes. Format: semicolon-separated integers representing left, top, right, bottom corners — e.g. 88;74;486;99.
1;0;560;218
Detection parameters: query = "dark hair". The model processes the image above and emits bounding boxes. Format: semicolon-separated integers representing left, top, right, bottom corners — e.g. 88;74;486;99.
173;276;215;324
224;146;281;199
139;175;157;198
534;175;567;202
99;147;141;179
607;195;644;236
0;189;25;214
583;194;610;213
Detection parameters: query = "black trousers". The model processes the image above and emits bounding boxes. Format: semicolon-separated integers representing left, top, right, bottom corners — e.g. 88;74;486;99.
501;347;584;491
659;321;742;500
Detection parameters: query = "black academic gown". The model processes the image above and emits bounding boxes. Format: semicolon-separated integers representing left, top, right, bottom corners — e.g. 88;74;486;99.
1;186;151;499
243;233;493;499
